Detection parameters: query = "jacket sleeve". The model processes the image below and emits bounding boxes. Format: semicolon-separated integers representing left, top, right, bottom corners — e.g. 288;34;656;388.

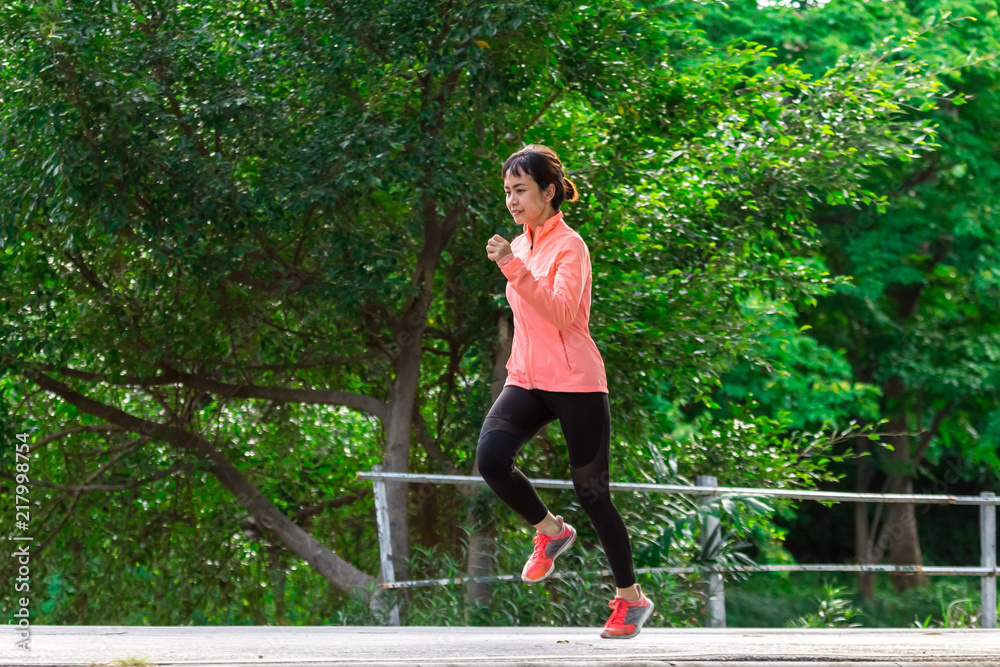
497;238;588;331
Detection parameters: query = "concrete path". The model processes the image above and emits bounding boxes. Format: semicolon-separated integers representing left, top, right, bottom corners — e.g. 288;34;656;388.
0;626;998;667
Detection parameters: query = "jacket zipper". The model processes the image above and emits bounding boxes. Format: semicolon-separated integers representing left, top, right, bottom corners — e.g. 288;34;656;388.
523;239;534;389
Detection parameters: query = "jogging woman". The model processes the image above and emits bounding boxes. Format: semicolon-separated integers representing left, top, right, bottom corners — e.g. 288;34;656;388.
479;144;654;639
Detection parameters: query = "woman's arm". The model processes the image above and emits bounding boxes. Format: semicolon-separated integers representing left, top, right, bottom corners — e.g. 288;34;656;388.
498;240;588;330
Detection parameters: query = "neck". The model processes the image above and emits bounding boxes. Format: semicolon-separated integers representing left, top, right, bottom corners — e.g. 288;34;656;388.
527;207;558;232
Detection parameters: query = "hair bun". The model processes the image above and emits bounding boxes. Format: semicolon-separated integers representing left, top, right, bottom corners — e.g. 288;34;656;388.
563;176;579;203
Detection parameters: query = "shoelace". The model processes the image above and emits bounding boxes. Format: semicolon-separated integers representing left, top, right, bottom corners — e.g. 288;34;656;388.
606;598;630;627
532;524;563;553
531;530;550;555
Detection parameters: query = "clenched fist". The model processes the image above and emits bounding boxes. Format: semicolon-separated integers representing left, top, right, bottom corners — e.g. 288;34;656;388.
486;234;513;263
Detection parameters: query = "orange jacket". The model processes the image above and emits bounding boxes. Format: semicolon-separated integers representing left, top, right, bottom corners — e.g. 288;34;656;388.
497;210;608;393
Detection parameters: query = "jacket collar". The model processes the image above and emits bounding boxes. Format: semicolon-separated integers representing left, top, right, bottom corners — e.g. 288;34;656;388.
524;210;564;246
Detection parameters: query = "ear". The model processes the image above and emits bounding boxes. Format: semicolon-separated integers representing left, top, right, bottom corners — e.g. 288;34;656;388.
544;183;555;202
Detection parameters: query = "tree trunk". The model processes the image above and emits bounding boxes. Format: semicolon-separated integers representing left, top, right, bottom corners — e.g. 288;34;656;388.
874;411;928;592
854;435;876;600
465;311;512;608
383;326;425;583
381;197;464;583
884;444;928;591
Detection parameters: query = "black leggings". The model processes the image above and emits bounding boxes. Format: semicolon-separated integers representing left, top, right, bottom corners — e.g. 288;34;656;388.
475;385;636;588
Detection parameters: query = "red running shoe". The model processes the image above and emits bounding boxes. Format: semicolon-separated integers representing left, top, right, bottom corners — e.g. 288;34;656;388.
601;585;654;639
520;515;576;584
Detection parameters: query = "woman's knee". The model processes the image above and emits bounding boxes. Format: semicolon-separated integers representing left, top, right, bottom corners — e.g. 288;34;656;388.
571;469;612;509
476;431;515;479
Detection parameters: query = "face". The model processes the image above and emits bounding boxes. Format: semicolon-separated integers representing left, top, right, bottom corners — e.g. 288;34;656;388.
504;171;555;228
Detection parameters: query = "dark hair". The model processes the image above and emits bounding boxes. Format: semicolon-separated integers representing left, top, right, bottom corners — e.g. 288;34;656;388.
501;144;580;211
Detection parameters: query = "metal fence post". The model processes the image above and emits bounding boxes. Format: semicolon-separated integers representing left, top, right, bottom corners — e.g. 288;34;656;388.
697;475;726;628
372;465;400;626
981;491;996;629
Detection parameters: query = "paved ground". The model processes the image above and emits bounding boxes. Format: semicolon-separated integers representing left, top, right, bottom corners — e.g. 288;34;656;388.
1;626;998;667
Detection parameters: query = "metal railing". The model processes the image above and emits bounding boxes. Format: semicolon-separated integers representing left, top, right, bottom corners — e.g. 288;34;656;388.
357;467;999;629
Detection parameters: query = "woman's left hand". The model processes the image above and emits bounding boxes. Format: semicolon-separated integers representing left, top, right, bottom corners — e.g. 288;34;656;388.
486;234;512;263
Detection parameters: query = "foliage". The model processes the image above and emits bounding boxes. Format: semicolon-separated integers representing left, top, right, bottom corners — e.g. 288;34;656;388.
789;583;864;628
0;0;986;624
728;572;984;628
691;0;1000;595
716;297;882;430
913;595;982;629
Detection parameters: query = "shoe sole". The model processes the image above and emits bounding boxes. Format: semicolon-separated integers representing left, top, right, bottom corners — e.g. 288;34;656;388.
521;525;577;584
601;598;654;639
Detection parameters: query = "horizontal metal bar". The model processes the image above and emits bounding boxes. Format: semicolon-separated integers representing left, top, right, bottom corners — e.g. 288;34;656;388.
379;564;1000;589
728;564;998;575
357;471;1000;505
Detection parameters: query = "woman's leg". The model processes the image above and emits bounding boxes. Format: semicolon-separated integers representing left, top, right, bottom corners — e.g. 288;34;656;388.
476;385;557;525
540;390;637;592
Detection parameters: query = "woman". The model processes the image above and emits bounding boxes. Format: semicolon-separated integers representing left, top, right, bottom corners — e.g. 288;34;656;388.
479;144;654;639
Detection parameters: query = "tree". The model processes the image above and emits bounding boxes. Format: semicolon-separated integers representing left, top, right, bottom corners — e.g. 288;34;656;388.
692;0;1000;595
0;0;949;620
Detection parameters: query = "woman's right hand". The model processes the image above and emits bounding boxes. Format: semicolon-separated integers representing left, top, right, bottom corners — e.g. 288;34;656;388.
486;234;512;263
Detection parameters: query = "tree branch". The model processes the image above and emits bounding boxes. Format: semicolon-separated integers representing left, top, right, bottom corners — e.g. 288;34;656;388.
522;90;563;138
41;365;388;421
161;368;389;420
164;354;379;373
175;354;379;372
440;199;467;248
912;399;957;465
44;365;183;385
412;405;447;467
63;251;108;291
24;370;375;594
892;235;953;320
30;424;124;453
152;60;210;158
295;488;372;522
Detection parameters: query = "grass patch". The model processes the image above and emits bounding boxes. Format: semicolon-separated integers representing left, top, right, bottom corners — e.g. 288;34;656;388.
725;571;984;628
88;655;156;667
